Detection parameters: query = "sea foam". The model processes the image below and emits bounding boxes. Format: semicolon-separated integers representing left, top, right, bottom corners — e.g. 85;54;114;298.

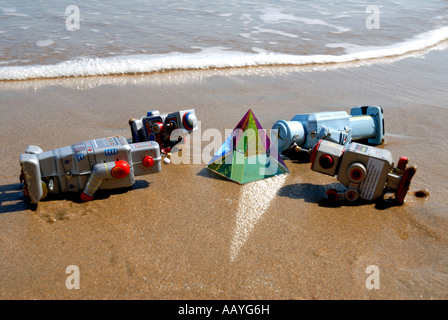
1;26;447;81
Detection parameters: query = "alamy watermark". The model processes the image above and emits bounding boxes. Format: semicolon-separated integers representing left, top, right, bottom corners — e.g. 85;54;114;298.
63;4;379;32
65;5;80;31
65;265;80;290
366;5;380;30
365;265;380;289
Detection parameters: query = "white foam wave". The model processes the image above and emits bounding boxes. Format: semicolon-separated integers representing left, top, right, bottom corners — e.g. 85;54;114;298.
0;7;29;17
35;39;55;47
258;7;350;33
1;26;448;81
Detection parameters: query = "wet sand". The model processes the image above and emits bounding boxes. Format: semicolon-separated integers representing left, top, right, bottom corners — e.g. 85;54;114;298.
1;48;448;300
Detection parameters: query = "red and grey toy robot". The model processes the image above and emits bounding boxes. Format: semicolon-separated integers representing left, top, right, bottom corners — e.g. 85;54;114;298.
129;109;197;156
19;136;162;204
310;139;416;204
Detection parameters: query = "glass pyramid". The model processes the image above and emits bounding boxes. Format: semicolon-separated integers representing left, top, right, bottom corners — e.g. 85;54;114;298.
207;109;290;184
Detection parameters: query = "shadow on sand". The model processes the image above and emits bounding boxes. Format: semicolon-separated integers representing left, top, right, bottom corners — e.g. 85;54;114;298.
0;183;30;214
196;167;238;183
0;180;150;213
278;183;402;210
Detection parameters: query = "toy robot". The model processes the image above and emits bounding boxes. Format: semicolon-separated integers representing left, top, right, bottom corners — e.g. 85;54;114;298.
19;136;162;204
310;139;416;204
129;109;198;154
272;106;384;157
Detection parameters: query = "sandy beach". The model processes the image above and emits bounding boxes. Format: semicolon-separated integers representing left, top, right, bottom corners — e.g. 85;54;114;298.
1;48;448;300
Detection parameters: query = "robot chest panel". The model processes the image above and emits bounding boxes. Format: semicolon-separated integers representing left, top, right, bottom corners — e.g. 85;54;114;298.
143;116;164;140
85;137;131;165
337;151;391;200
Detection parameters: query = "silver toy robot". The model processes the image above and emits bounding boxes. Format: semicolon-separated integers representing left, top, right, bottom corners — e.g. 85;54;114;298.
129;109;198;154
272;106;384;157
310;139;416;204
19;136;162;204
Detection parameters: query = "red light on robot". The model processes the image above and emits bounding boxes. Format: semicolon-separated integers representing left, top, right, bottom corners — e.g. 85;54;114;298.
326;189;338;202
152;122;163;134
345;189;358;201
142;156;154;167
350;168;363;181
347;163;367;183
319;154;334;169
111;160;131;178
397;157;409;170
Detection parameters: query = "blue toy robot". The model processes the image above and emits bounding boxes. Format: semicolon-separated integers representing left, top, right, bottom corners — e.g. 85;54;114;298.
272;106;384;157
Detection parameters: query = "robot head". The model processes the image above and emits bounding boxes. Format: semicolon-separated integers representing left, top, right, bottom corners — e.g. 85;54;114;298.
165;110;197;133
310;139;345;176
165;110;198;146
141;111;164;143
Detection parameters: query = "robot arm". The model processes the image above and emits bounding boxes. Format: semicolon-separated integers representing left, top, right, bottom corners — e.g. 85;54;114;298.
80;160;130;201
318;125;350;145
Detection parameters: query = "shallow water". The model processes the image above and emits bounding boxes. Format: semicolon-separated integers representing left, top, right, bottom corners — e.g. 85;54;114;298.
1;0;448;79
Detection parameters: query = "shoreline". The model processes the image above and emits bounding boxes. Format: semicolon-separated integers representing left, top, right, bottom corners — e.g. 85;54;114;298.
1;39;447;92
1;47;447;299
1;38;448;82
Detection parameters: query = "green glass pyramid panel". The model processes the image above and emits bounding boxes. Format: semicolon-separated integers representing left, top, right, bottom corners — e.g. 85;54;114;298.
207;109;289;184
